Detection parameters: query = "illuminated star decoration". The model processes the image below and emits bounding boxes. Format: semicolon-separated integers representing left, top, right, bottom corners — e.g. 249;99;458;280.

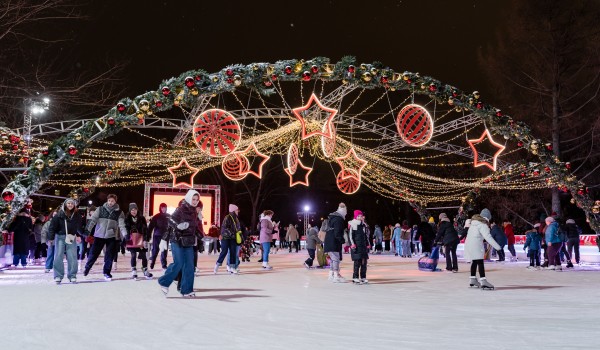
335;147;368;181
237;142;270;179
167;158;200;188
467;128;506;171
284;158;313;187
292;93;337;140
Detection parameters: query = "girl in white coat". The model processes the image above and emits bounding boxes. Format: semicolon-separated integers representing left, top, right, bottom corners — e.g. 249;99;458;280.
464;208;501;290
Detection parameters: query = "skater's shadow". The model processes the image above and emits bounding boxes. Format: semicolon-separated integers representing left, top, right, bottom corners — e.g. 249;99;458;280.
194;288;262;292
495;285;564;291
168;293;269;302
368;279;419;285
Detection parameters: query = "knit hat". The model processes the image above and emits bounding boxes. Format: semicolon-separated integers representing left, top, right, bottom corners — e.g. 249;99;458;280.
439;213;448;220
337;202;347;218
566;219;575;224
480;208;492;221
65;198;78;207
353;210;363;219
129;203;138;212
229;203;239;213
545;216;555;224
428;217;435;223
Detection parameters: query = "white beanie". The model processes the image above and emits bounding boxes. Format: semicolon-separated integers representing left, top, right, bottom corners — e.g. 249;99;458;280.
229;204;239;213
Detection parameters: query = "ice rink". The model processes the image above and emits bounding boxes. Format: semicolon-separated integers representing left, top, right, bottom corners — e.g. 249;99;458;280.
1;249;599;350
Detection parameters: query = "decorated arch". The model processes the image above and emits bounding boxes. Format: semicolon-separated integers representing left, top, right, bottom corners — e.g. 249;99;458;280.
1;56;598;235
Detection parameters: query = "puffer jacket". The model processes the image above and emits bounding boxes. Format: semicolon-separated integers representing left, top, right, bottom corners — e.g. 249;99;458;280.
435;220;460;246
124;214;149;242
165;200;201;244
324;211;346;253
147;212;171;237
259;217;274;243
9;213;33;255
523;230;542;251
490;224;507;247
504;223;515;245
545;221;562;244
565;222;579;239
305;226;322;249
48;209;83;241
86;202;127;240
220;212;241;241
348;219;369;260
463;215;501;261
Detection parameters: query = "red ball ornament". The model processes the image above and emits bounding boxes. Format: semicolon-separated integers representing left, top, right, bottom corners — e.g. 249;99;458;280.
380;76;389;84
520;172;526;178
83;188;89;193
264;80;272;87
533;170;540;176
12;145;19;151
348;65;355;73
396;104;434;147
545;143;553;151
565;162;571;169
184;76;195;88
545;166;551;173
452;90;459;97
108;117;115;125
578;189;584;195
227;78;234;84
161;86;171;96
476;102;483;109
496;111;503;117
271;73;278;81
194;75;202;81
2;191;15;202
42;149;49;156
155;100;163;108
68;146;77;156
226;69;234;77
284;66;293;75
302;71;311;81
107;170;113;175
311;65;319;73
517;141;524;147
406;79;412;84
428;84;437;92
117;103;126;113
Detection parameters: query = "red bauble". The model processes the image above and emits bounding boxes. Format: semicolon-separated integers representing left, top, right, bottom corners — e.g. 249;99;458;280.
380;76;389;84
161;86;171;96
284;66;292;75
452;90;459;97
184;76;195;88
517;141;524;147
396;104;434;147
107;170;113;175
496;111;502;117
194;75;202;81
264;80;272;87
227;78;234;84
533;171;540;176
406;79;412;84
545;166;551;172
12;145;19;151
226;69;234;76
271;73;278;81
476;102;483;109
83;188;89;193
2;191;15;202
42;149;49;156
155;100;163;108
348;65;355;73
520;172;526;178
578;190;584;195
108;117;115;125
565;162;571;169
546;143;553;151
68;146;77;156
302;71;311;81
311;65;319;73
428;84;437;92
117;103;126;113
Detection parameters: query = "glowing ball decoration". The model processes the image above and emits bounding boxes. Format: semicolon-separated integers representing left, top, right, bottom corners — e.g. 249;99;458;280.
396;104;434;147
287;143;299;175
193;109;241;157
336;169;361;195
321;121;336;158
221;153;249;181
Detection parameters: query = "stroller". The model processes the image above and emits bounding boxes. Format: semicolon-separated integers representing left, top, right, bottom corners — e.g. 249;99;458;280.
418;245;440;272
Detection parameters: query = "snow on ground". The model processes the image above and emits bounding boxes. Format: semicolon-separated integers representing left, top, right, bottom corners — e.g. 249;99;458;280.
1;249;599;350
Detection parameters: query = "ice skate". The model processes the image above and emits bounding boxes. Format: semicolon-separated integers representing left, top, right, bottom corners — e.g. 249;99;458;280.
143;268;153;279
303;262;310;269
159;284;169;296
131;268;138;281
361;278;369;284
45;269;51;273
328;270;334;280
213;264;219;275
69;278;77;284
332;272;346;283
54;277;61;285
103;273;112;281
181;292;196;298
566;261;574;268
262;263;273;270
352;278;362;284
480;277;495;290
469;277;480;288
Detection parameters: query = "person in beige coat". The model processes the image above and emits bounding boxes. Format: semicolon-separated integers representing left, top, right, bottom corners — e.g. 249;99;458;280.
286;224;299;253
464;208;501;290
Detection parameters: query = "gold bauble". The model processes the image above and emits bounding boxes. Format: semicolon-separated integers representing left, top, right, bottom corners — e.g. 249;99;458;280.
211;76;219;82
74;133;82;141
266;65;275;75
570;198;576;204
190;87;199;96
233;75;242;86
294;60;304;73
323;64;334;74
532;149;538;155
370;67;379;75
360;64;367;71
530;142;539;150
173;99;180;107
447;98;454;105
136;111;144;119
455;106;462;112
139;99;150;111
389;86;396;91
342;79;348;85
47;159;55;167
252;64;259;71
473;91;480;99
420;83;426;90
362;72;372;82
592;205;599;214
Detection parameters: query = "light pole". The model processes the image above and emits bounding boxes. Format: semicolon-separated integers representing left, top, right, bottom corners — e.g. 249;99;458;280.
297;205;315;237
23;96;50;150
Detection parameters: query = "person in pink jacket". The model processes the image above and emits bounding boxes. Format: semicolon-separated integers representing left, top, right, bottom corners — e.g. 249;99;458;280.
259;210;274;270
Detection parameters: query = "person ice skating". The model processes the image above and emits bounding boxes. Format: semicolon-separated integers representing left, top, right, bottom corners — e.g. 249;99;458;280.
391;223;402;256
464;209;502;290
47;198;83;284
373;225;383;254
383;225;391;252
411;225;420;255
523;223;542;269
42;210;57;273
148;203;170;270
214;204;242;274
400;220;411;258
490;220;507;262
416;217;435;256
32;215;45;265
324;203;348;283
286;224;299;253
158;190;202;297
434;213;460;272
83;194;127;281
207;223;220;255
564;219;580;266
258;210;274;269
348;210;370;284
544;216;563;270
5;208;33;268
503;220;517;261
304;223;322;268
271;221;280;255
124;203;152;280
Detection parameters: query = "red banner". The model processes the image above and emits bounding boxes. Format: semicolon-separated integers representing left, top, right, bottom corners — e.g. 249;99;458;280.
515;235;597;246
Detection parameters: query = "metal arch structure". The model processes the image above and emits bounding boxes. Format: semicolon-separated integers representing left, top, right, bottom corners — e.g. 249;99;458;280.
2;56;597;234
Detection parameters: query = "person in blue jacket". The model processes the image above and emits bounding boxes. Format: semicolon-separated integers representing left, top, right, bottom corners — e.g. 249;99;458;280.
523;223;542;269
490;220;507;262
544;216;562;270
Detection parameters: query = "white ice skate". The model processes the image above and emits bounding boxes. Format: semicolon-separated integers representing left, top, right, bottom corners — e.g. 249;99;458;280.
131;268;138;281
479;277;495;290
469;277;480;288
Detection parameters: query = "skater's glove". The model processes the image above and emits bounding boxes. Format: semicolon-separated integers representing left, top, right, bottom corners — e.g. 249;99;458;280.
177;222;189;230
143;241;149;249
159;240;168;252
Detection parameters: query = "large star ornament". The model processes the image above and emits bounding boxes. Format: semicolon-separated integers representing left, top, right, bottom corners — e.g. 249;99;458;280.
335;148;368;180
467;128;506;171
283;158;313;187
167;158;200;188
237;142;270;179
292;93;337;140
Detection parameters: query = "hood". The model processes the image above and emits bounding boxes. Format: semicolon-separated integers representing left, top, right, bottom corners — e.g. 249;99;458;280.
348;218;362;230
184;190;200;207
471;214;489;224
104;202;120;211
329;211;345;219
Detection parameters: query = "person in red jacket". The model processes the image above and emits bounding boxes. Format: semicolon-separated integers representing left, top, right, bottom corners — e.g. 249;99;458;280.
503;220;517;261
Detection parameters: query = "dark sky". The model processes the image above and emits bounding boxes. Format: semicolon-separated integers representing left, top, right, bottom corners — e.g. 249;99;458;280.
50;0;510;227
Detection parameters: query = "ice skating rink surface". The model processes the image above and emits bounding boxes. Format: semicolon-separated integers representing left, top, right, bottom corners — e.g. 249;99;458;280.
1;250;599;350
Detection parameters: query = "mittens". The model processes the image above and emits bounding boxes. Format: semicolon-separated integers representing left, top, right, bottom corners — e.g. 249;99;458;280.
177;222;189;230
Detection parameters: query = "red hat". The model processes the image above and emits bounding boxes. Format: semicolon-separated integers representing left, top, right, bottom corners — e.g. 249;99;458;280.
354;210;363;219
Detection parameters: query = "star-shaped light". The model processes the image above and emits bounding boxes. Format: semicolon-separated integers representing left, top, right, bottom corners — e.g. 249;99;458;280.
237;142;270;179
467;128;506;171
167;158;200;188
335;148;368;180
283;158;313;187
292;93;337;140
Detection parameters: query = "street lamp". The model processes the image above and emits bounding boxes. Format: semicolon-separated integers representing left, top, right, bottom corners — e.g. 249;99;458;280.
23;96;50;150
297;204;315;236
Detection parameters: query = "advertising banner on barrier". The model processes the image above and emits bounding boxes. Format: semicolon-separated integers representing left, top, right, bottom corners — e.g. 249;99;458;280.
514;235;597;246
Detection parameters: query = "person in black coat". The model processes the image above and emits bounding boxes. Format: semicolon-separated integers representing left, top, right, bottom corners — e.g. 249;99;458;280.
324;203;347;282
416;219;435;256
6;208;33;267
434;213;460;272
489;220;507;262
124;203;152;280
148;203;170;270
48;199;83;283
564;219;580;265
349;210;370;284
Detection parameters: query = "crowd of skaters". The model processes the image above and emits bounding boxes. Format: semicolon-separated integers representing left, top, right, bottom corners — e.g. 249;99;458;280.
1;191;599;295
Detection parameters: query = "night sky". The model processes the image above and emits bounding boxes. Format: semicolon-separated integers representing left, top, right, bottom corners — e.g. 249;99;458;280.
42;0;510;227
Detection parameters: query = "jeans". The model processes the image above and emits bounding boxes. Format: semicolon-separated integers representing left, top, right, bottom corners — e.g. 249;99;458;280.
261;242;271;263
305;248;316;267
401;240;411;257
328;251;340;272
414;241;421;254
394;239;401;255
158;242;195;295
54;234;78;280
85;237;117;275
567;238;580;264
444;243;458;270
216;239;237;266
13;254;27;267
45;244;55;270
353;258;367;279
496;247;506;261
227;245;241;269
507;244;516;258
150;235;168;269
